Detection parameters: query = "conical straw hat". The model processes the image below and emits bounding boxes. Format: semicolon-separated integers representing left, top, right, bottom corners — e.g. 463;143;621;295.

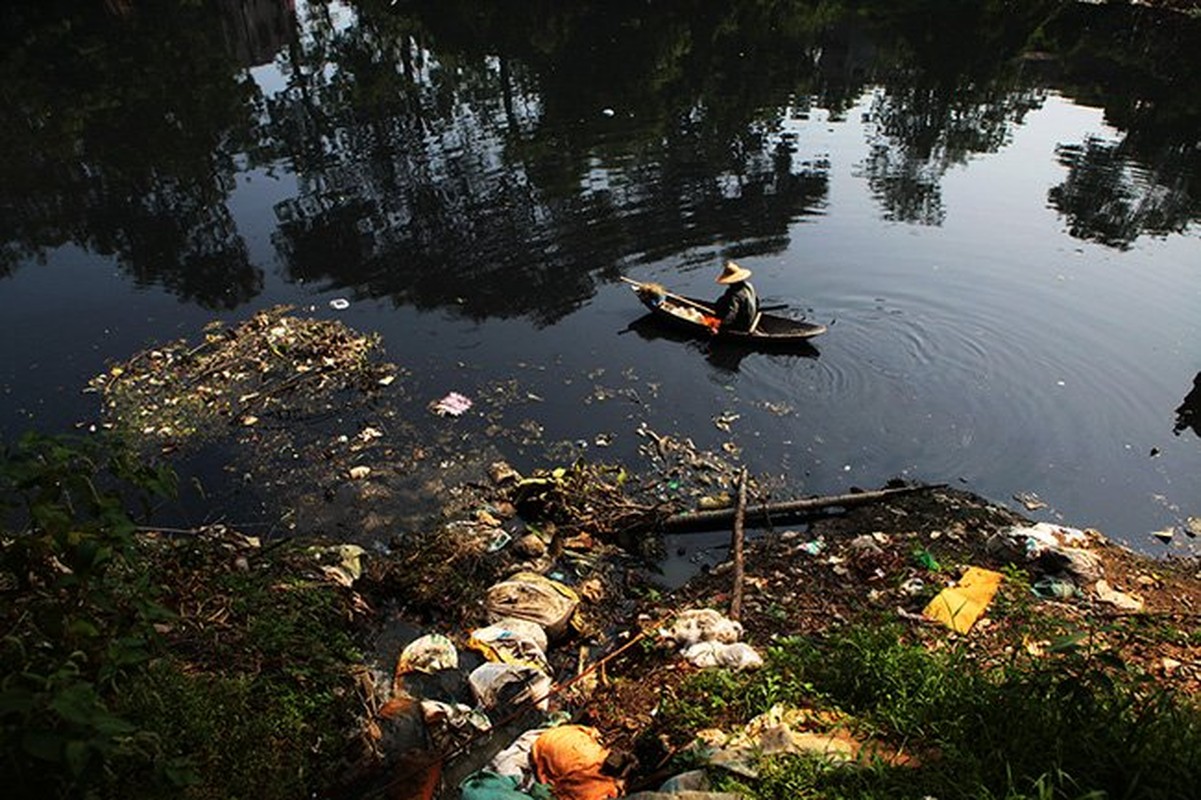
716;261;752;284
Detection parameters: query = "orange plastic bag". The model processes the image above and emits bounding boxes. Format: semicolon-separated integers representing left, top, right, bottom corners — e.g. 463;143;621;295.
531;725;621;800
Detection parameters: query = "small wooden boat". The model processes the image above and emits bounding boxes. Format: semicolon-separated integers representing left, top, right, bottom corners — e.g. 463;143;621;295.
622;278;826;346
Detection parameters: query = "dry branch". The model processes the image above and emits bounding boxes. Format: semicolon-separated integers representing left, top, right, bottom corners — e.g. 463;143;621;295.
662;483;946;532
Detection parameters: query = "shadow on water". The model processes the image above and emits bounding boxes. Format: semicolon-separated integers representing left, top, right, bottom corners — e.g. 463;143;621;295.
623;313;820;373
1174;372;1201;438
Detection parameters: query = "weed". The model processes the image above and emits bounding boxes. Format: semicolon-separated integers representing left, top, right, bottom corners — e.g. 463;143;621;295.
656;622;1201;799
1;434;362;798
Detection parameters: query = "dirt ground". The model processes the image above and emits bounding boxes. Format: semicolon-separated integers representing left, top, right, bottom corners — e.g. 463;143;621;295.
561;485;1201;776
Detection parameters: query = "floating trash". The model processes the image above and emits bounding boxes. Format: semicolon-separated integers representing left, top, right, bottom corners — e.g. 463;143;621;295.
712;411;740;432
431;391;473;417
329;297;350;310
1014;492;1048;511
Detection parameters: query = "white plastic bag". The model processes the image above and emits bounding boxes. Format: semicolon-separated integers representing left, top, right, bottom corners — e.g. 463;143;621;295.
468;617;552;675
681;641;763;671
660;609;743;647
485;572;579;637
396;633;458;674
468;662;553;712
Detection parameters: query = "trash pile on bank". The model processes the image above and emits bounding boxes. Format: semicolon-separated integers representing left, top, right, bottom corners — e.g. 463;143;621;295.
365;559;761;798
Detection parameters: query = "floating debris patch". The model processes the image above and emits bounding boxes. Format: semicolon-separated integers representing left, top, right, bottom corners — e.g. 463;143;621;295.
88;305;396;452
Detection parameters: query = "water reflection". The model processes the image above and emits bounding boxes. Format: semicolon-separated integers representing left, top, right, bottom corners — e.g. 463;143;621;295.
1050;136;1197;251
0;0;1197;315
1039;3;1201;250
862;86;1044;226
624;313;819;374
217;0;296;68
0;1;271;307
266;2;834;323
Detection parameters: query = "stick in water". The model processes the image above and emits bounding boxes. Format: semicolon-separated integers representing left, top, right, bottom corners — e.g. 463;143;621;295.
730;467;748;621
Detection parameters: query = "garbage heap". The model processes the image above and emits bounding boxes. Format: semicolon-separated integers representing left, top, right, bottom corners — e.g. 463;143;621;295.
367;561;762;800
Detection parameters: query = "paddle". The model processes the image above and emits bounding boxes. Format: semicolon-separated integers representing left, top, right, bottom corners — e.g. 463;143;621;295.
619;276;716;314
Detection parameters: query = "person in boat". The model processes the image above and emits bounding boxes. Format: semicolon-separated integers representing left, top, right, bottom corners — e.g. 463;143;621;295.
712;260;759;333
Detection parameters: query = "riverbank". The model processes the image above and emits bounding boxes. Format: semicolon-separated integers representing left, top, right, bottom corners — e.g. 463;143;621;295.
3;309;1200;799
5;439;1199;799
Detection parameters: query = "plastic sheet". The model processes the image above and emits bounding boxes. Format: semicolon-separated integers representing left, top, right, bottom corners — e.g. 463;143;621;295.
459;770;553;800
397;633;458;675
923;567;1004;634
419;699;491;750
490;727;548;786
486;572;580;637
680;641;763;671
468;618;552;675
660;608;743;647
531;725;622;800
468;662;553;712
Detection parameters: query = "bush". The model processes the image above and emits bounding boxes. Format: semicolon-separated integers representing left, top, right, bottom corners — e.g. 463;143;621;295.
1;433;361;798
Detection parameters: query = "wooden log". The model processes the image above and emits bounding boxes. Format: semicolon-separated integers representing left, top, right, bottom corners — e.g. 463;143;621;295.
729;468;748;621
662;483;946;532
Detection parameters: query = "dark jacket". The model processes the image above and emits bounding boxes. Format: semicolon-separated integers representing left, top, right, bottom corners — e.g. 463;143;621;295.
713;281;759;332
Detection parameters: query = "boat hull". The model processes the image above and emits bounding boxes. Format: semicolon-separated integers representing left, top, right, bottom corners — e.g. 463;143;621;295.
630;285;826;347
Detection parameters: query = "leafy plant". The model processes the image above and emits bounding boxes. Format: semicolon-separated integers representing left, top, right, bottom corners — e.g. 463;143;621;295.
0;432;178;797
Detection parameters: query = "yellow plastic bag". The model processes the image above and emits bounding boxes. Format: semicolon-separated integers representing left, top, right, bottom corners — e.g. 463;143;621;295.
467;617;552;675
923;567;1003;634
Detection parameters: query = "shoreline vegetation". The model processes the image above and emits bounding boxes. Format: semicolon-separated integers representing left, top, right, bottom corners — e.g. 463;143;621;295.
3;309;1199;800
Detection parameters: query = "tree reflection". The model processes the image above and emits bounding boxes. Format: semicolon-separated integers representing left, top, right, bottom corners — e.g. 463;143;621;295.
1049;137;1195;250
0;1;270;307
1041;3;1201;249
860;84;1045;226
264;1;835;323
851;1;1055;226
0;0;1198;317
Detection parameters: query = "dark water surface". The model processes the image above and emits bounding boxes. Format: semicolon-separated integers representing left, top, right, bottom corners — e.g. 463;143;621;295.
2;1;1200;557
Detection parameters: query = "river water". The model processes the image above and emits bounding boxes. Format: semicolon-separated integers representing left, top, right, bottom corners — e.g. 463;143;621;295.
1;1;1199;556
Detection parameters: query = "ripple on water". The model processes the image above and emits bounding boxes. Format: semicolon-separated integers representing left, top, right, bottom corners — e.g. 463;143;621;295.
735;274;1173;495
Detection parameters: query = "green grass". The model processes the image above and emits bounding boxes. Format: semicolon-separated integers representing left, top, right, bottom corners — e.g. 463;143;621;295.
658;622;1201;799
0;432;364;800
97;543;364;800
107;663;337;800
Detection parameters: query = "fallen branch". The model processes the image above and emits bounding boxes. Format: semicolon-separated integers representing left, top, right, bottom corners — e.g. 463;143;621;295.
662;483;947;532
